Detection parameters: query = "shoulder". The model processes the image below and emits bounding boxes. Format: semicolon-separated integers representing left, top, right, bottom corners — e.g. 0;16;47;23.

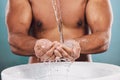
87;0;110;3
7;0;31;10
8;0;30;4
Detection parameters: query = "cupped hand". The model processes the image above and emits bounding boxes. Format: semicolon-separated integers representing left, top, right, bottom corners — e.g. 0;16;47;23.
34;39;57;62
55;40;81;61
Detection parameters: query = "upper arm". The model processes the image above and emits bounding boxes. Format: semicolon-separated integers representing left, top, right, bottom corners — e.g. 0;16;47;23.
6;0;32;35
86;0;113;33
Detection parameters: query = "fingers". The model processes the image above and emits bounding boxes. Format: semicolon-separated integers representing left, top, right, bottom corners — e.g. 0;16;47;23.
62;44;74;57
34;39;81;62
47;55;56;62
64;40;81;60
54;50;62;58
34;43;44;57
55;40;81;61
53;41;63;60
72;41;81;59
47;42;56;50
34;42;54;58
73;46;81;59
40;44;56;62
34;39;53;58
56;46;74;61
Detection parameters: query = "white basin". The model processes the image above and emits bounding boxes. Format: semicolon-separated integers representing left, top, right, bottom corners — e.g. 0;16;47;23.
1;62;120;80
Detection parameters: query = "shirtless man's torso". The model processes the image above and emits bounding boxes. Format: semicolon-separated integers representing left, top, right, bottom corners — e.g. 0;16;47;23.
6;0;113;63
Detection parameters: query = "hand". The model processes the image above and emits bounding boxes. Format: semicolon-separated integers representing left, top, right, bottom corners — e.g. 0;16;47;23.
55;40;81;61
53;41;63;60
34;39;57;62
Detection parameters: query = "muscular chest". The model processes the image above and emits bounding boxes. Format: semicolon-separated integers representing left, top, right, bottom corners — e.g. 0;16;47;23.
30;0;87;28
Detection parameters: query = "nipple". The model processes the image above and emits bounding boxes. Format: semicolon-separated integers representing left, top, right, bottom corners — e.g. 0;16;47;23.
37;21;42;27
77;20;82;26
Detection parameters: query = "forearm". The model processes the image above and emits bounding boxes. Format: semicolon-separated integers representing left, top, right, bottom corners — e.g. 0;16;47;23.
74;32;110;54
9;33;37;56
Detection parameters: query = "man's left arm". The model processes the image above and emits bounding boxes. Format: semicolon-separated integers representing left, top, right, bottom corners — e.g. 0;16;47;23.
54;0;113;60
74;0;113;54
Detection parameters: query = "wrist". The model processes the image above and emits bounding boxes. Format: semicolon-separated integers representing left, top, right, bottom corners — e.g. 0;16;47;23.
33;40;40;57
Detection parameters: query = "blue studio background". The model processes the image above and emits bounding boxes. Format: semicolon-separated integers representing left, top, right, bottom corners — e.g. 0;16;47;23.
0;0;120;79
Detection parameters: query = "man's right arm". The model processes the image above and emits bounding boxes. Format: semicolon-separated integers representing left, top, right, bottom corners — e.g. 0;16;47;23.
6;0;36;56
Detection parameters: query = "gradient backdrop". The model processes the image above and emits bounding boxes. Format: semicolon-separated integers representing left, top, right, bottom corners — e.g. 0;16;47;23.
0;0;120;79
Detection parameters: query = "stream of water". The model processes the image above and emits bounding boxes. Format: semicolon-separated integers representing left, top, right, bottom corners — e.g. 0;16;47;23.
52;0;64;43
43;0;73;80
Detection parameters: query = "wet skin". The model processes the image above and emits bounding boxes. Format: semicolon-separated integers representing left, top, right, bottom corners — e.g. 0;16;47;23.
6;0;113;63
30;0;88;62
